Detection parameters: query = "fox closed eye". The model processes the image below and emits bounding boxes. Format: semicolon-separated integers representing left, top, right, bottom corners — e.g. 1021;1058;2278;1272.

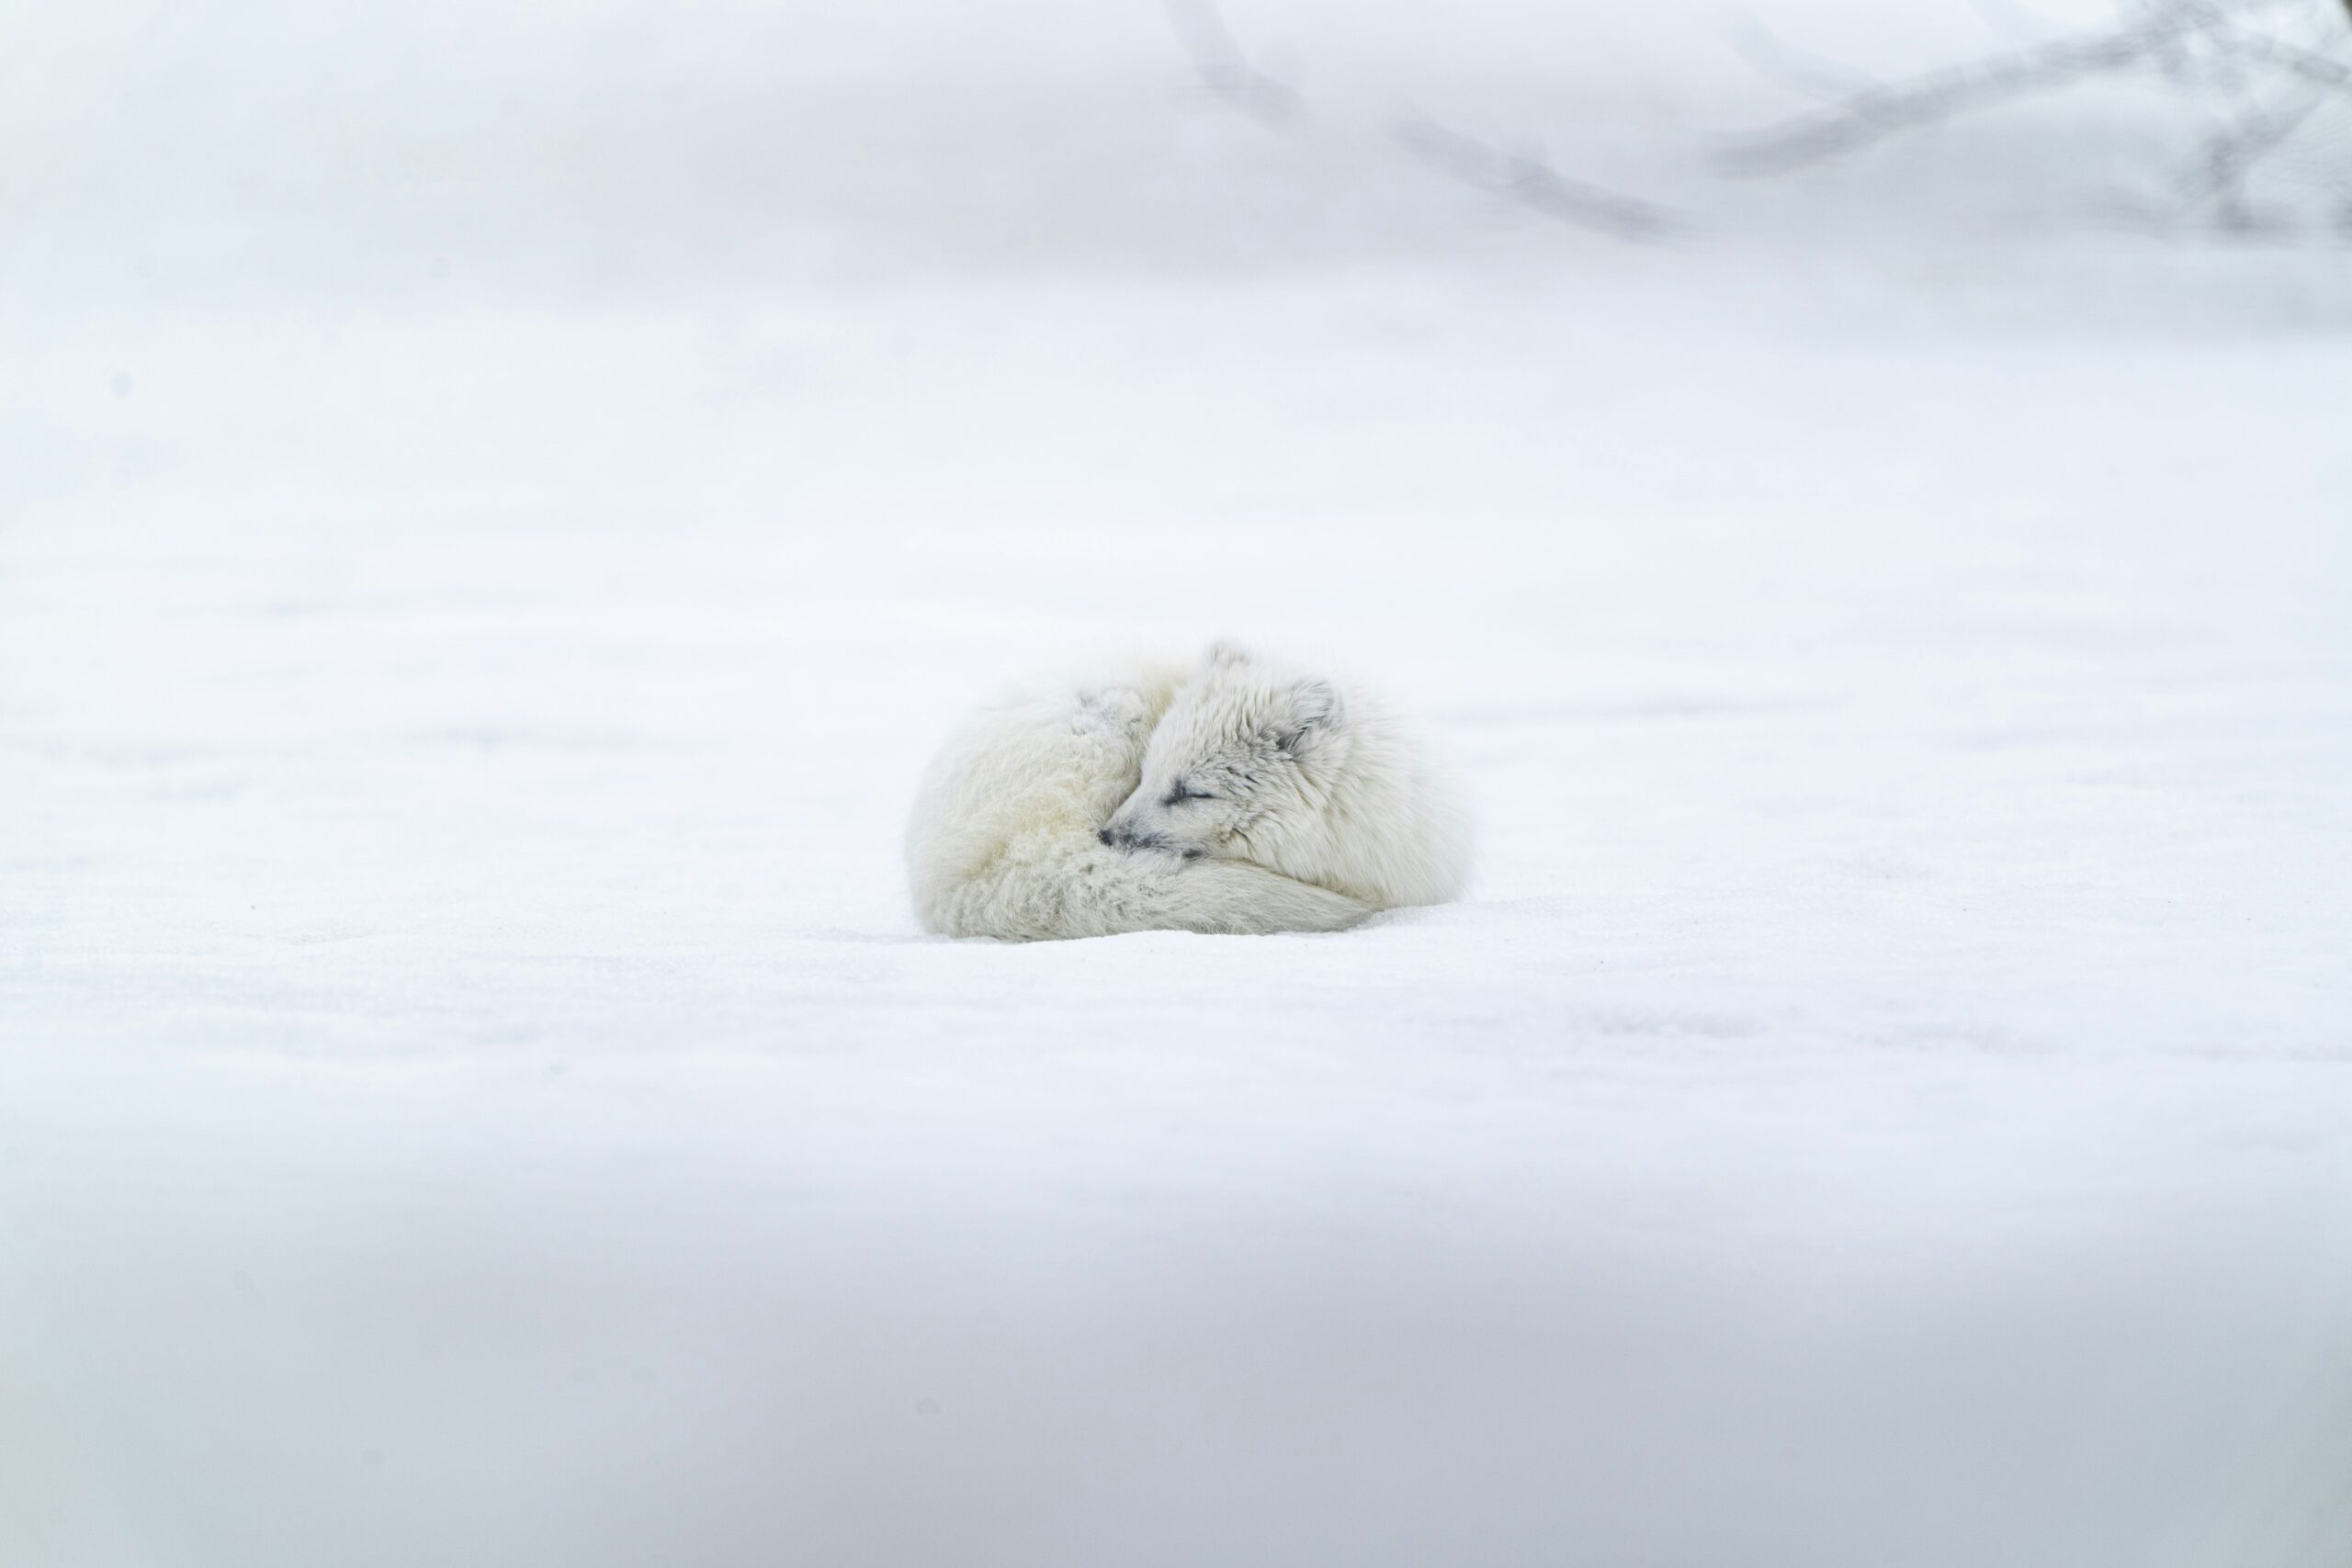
1162;784;1218;806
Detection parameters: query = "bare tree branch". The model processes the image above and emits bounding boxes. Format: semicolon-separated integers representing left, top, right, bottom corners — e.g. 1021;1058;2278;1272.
1164;0;1680;242
1717;0;2352;227
1719;30;2165;174
1165;0;1302;128
2182;90;2330;223
2215;23;2352;89
1395;118;1680;240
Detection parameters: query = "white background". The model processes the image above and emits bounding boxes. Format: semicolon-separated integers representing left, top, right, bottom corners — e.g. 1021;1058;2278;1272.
4;1;2349;1563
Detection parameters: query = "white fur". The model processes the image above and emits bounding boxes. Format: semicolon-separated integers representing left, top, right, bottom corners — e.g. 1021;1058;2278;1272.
906;642;1474;940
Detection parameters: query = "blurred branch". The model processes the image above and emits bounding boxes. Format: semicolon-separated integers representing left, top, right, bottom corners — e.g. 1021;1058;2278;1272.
1394;118;1679;239
2216;24;2352;90
2183;89;2328;224
1165;0;1680;242
1719;29;2163;174
1718;0;2352;226
1165;0;1302;128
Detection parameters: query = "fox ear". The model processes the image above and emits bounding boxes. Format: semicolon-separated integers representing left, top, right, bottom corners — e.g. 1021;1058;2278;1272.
1202;638;1253;671
1278;678;1341;754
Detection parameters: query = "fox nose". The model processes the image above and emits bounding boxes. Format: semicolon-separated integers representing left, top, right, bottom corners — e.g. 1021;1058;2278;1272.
1098;826;1117;846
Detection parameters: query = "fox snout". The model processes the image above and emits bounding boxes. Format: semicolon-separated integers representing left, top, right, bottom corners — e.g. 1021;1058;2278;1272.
1101;818;1182;853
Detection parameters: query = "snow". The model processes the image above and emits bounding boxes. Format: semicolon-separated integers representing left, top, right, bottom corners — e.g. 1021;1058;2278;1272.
4;1;2351;1564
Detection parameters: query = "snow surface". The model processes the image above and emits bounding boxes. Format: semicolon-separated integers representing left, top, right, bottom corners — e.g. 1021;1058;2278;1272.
4;1;2350;1564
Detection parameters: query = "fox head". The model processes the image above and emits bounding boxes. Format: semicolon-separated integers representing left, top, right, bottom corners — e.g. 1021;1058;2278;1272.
1100;640;1350;868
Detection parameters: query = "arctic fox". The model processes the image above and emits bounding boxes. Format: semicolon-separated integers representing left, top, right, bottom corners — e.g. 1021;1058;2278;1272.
906;641;1473;940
